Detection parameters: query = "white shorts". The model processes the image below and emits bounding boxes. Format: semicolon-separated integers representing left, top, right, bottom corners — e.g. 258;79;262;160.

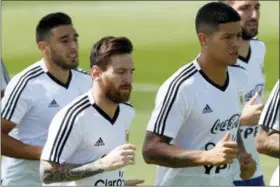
270;166;279;186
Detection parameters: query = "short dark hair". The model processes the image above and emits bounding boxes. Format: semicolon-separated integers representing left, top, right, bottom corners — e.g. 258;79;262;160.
217;0;233;5
195;2;241;35
36;12;72;43
90;36;133;69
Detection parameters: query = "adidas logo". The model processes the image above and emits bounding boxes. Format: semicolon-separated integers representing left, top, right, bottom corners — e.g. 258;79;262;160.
95;137;105;146
202;104;213;114
48;99;59;107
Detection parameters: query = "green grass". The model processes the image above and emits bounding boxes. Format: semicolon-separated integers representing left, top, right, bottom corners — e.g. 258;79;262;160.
2;1;279;185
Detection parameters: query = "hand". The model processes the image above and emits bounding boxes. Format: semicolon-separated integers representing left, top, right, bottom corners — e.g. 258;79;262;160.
124;179;145;186
102;144;136;172
239;153;257;180
205;132;238;166
240;93;264;126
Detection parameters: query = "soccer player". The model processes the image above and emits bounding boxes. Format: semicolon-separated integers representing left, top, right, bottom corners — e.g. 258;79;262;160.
1;59;10;98
40;36;144;186
219;1;266;185
256;80;279;186
142;2;256;185
1;12;91;185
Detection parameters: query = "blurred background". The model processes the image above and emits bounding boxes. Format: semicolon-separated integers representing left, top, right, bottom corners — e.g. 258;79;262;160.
2;1;279;185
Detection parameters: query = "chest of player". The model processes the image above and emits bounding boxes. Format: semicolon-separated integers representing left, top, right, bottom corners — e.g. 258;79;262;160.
79;109;129;160
184;82;243;145
30;79;86;123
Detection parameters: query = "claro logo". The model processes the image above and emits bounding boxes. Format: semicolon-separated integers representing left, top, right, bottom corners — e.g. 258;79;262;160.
95;178;124;186
95;171;124;186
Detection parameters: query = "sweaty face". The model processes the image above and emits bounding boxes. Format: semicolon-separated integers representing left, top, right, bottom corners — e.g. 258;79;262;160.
206;21;242;66
231;0;260;40
100;54;134;104
46;25;79;69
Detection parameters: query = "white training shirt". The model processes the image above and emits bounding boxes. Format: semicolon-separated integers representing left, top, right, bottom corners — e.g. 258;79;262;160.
259;80;280;186
41;90;135;186
1;59;92;185
1;59;10;91
146;59;249;185
234;39;266;181
259;80;279;132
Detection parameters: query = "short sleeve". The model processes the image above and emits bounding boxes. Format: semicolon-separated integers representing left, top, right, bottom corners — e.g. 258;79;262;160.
146;80;191;139
259;80;279;132
41;108;83;164
1;76;31;124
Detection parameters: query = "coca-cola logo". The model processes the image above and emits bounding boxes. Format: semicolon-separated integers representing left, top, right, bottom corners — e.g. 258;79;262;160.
211;114;240;134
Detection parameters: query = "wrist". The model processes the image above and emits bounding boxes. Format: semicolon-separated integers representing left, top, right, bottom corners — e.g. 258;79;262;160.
99;157;110;172
240;117;248;126
24;144;42;160
200;151;213;165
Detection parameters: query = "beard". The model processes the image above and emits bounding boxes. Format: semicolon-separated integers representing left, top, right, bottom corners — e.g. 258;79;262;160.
51;49;79;70
102;78;132;104
241;24;258;40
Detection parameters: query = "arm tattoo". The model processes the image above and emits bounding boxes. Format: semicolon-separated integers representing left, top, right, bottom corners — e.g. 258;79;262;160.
142;131;206;168
40;159;105;184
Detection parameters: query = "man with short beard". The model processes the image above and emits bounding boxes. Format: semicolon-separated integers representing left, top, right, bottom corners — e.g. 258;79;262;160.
1;12;91;185
40;36;144;186
219;1;266;186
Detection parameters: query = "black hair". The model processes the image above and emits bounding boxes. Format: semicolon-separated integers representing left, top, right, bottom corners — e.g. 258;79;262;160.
195;2;241;35
36;12;72;43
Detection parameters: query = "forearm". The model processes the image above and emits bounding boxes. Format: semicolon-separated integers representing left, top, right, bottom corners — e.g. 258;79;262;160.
143;143;208;168
258;133;280;159
237;130;247;155
40;159;105;184
1;133;42;160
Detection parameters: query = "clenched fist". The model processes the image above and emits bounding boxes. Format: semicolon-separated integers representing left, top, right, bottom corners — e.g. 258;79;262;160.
102;144;136;172
205;132;238;166
239;153;257;180
240;93;264;126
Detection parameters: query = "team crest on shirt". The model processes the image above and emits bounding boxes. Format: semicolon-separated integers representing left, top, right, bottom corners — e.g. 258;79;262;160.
125;129;129;143
238;89;245;109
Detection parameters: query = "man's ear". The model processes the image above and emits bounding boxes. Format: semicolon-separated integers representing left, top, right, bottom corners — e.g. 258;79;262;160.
198;32;209;48
91;65;102;81
37;41;48;54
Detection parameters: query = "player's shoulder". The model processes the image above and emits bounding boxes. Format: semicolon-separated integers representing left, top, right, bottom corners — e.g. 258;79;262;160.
228;64;249;86
228;64;248;77
160;61;199;91
58;92;92;117
71;67;91;83
72;67;90;77
120;102;135;115
12;60;44;79
250;37;266;51
7;60;45;91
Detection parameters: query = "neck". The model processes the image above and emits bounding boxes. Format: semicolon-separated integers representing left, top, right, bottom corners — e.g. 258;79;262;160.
91;83;118;118
44;57;70;84
238;40;250;58
198;52;228;86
